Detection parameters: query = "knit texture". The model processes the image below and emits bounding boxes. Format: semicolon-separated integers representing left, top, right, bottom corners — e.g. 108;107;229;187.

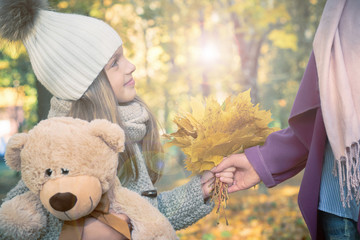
118;102;214;229
47;97;72;118
0;98;214;238
158;175;214;230
22;9;122;100
117;102;157;206
118;102;149;143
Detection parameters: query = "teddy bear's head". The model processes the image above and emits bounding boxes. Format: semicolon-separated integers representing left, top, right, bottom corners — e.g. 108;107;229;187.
5;117;125;221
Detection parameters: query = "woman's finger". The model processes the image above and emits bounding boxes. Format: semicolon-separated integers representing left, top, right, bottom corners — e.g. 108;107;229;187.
215;171;234;178
219;177;234;184
222;167;236;172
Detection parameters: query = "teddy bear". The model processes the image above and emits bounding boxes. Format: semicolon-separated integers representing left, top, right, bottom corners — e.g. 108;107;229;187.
0;117;177;240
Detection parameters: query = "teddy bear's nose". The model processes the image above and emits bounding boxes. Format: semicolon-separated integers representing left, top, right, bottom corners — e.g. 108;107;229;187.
49;192;77;212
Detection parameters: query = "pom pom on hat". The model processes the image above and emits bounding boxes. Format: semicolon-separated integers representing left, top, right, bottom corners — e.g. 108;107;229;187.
0;0;122;100
0;0;48;41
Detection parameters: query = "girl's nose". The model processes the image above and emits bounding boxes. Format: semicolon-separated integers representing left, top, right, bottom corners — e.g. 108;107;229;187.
128;61;136;74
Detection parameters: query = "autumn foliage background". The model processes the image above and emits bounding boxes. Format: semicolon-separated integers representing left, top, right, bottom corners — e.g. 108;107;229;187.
0;0;326;239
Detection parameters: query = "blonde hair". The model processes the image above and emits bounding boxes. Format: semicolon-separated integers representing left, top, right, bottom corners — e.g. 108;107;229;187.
68;70;163;184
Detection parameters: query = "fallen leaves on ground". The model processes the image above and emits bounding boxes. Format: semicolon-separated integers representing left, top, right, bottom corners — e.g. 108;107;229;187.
176;185;310;240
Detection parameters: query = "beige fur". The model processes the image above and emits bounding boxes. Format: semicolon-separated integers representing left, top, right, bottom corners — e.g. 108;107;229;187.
0;117;176;239
0;191;46;239
109;179;177;240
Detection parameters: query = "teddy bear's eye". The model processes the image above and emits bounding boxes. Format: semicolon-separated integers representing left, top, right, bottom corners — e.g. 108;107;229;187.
61;168;69;175
45;169;52;177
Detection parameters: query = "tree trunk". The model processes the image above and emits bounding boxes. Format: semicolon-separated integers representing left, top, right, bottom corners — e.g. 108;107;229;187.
36;81;52;121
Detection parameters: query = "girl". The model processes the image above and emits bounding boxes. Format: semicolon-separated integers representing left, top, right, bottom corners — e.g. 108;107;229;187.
0;0;234;239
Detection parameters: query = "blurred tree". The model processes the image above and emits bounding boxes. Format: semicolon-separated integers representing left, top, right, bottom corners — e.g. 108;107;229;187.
259;0;326;128
0;0;327;132
0;42;38;130
224;0;295;103
36;81;52;121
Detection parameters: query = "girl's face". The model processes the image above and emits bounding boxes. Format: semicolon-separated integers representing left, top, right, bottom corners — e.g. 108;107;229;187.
104;47;136;103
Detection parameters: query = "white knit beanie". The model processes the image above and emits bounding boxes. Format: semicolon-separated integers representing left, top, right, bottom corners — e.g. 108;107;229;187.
0;0;122;100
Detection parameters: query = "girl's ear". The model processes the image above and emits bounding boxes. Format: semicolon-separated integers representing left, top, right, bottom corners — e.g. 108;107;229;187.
5;133;28;171
88;119;125;153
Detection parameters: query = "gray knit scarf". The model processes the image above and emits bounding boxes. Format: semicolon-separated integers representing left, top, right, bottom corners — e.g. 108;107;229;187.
117;102;149;143
117;102;157;207
48;97;149;142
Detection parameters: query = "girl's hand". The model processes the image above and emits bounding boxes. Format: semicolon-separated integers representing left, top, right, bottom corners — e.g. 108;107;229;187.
201;167;235;199
201;171;215;199
83;213;130;240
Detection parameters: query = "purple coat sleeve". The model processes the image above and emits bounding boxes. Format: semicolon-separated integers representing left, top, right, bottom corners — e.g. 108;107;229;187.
245;128;308;187
245;52;321;187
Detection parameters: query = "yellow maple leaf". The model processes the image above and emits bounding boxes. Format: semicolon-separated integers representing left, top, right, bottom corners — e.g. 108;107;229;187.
165;89;279;175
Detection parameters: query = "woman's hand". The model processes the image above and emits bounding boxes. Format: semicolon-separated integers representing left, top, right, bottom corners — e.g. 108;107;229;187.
82;213;130;240
201;167;235;199
212;153;261;193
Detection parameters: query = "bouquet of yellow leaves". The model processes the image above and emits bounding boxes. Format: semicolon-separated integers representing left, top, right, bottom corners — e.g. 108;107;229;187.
164;89;279;224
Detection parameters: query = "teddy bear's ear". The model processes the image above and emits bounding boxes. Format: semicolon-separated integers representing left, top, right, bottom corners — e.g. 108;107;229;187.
5;133;28;171
88;119;125;152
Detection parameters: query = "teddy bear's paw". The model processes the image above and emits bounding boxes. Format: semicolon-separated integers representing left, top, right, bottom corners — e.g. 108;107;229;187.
0;192;46;240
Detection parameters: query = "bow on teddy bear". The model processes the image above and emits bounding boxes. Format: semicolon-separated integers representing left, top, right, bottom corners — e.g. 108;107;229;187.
0;117;177;240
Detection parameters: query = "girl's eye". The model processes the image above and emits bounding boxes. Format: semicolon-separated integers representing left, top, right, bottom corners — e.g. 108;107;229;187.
111;59;118;67
61;168;69;175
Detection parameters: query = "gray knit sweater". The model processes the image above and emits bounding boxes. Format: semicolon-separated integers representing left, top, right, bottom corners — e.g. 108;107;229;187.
1;98;214;239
